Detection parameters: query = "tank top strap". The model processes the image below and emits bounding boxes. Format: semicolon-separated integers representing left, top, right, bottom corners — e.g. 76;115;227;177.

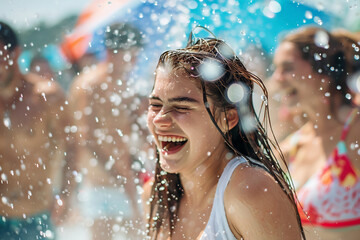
340;108;359;141
216;156;247;196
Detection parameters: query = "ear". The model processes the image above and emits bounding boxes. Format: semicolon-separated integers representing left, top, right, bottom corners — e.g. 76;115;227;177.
226;108;239;131
10;47;21;61
219;108;239;132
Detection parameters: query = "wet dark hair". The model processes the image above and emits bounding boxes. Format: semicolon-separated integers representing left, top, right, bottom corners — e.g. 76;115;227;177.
104;22;143;50
281;26;360;115
146;29;305;239
0;21;18;51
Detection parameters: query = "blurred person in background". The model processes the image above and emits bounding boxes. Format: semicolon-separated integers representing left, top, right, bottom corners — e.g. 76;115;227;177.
0;21;78;239
241;43;307;142
68;22;145;240
29;54;56;81
266;75;307;142
272;26;360;240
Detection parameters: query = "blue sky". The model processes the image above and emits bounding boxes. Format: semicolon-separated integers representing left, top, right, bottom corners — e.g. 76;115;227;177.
0;0;91;29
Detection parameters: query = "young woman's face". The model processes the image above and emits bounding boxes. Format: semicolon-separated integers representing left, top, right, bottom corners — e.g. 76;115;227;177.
147;67;227;174
272;42;327;113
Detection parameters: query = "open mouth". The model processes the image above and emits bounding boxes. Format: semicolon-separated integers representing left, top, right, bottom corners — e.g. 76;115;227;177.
158;135;188;154
282;88;297;100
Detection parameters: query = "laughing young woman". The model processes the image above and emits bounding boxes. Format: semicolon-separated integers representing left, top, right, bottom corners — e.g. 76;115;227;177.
142;31;305;240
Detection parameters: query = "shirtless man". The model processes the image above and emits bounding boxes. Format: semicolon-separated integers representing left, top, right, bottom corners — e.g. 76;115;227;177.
69;22;145;240
0;21;77;239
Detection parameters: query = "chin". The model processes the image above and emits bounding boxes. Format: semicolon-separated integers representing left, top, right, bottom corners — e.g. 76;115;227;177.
160;157;174;173
159;157;178;174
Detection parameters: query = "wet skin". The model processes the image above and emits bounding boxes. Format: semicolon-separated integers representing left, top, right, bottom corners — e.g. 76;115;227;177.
144;67;303;239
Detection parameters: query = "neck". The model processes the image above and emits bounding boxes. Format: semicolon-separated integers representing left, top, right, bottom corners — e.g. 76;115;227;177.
179;149;231;207
304;106;348;141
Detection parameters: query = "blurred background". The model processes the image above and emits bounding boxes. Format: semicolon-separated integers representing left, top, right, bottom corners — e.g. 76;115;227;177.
1;0;359;94
1;0;359;239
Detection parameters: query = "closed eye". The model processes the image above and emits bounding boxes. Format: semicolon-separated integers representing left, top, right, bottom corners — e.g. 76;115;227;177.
173;106;191;112
148;102;163;111
149;103;162;108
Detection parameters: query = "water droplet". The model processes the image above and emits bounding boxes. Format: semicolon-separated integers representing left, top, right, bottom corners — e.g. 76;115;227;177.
112;224;120;232
347;71;360;93
305;11;313;19
261;95;268;105
268;0;281;13
314;53;321;61
45;230;54;238
314;30;329;48
1;196;8;204
116;129;123;137
100;82;108;90
227;83;245;103
314;16;323;26
57;199;63;206
3;113;11;129
218;42;234;59
70;126;77;133
41;92;47;101
198;58;225;82
1;173;7;181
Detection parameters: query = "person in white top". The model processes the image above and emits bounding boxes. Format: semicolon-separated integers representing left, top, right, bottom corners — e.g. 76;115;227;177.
142;28;305;240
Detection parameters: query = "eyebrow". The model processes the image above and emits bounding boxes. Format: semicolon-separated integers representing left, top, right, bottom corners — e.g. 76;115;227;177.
149;95;200;103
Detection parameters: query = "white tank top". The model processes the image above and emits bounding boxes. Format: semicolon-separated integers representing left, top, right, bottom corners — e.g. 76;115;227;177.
199;156;246;240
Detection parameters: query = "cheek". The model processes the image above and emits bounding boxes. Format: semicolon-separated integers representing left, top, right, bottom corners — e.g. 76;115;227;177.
146;112;155;131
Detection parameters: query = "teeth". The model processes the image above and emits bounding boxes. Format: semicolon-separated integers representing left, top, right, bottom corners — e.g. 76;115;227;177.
158;135;187;142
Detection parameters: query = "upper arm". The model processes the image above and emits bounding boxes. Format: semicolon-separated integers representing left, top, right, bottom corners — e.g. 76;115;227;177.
68;78;92;140
224;166;302;240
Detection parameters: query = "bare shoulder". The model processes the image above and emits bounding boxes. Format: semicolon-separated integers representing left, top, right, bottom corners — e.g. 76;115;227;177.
224;163;302;239
225;163;284;204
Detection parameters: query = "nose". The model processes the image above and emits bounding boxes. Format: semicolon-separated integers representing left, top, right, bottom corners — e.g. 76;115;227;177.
152;109;173;129
271;68;286;84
